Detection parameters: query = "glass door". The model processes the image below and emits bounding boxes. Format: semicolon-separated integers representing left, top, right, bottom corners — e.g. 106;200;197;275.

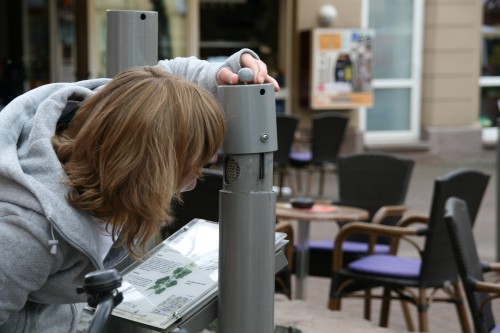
360;0;424;144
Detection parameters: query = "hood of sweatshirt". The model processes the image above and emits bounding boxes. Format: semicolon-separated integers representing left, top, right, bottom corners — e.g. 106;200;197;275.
0;78;117;269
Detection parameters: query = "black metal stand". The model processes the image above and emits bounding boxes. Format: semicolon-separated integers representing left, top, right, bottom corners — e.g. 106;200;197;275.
77;269;124;333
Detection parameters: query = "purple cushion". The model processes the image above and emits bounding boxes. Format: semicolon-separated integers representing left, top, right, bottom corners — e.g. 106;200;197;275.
347;254;421;279
289;151;312;162
491;325;500;333
308;239;391;254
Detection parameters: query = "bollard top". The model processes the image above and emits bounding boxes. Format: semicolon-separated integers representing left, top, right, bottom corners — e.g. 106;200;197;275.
238;68;254;83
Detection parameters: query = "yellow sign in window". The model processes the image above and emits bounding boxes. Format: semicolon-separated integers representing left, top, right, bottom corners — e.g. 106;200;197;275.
318;33;341;50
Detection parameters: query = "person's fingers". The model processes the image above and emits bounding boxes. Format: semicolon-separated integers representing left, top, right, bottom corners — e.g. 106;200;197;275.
240;54;280;91
216;68;239;85
243;55;267;84
238;53;262;82
217;54;280;91
256;62;268;84
264;75;280;92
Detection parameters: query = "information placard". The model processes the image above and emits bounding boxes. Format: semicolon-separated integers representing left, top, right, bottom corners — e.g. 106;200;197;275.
110;219;288;332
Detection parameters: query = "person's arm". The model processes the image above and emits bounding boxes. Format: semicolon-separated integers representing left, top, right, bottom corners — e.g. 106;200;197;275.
157;48;279;96
0;216;54;325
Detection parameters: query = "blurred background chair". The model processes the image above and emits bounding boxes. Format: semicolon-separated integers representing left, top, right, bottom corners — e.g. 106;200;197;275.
445;197;500;333
288;111;348;198
307;152;415;278
330;168;490;332
274;114;299;199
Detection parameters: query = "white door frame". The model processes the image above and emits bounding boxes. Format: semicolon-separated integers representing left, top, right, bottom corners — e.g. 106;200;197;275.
359;0;424;144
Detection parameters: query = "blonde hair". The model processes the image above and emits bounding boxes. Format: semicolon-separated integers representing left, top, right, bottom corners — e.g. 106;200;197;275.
52;66;226;258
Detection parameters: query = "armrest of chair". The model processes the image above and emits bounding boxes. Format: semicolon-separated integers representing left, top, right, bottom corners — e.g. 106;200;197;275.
468;278;500;313
481;261;500;273
473;279;500;294
371;205;407;225
397;214;429;227
332;222;420;273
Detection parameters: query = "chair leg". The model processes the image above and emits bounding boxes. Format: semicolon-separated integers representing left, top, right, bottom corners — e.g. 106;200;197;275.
329;296;342;311
285;167;297;196
329;275;345;311
400;300;416;332
295;168;303;193
417;288;429;332
379;287;392;327
278;169;285;198
363;288;372;321
451;281;472;333
306;168;313;197
318;168;325;198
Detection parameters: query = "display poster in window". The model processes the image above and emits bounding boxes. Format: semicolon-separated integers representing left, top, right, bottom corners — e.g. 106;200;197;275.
310;28;374;109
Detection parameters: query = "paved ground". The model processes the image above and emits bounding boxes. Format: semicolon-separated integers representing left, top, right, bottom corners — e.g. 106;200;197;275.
78;148;500;332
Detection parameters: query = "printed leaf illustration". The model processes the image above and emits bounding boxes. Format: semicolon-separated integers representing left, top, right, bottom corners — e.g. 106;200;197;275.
147;263;194;295
173;267;192;279
155;287;166;294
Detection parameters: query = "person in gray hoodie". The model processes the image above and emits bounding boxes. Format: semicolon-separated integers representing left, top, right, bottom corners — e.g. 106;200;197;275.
0;49;279;333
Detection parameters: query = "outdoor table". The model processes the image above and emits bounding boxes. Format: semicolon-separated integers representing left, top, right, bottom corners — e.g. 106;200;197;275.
275;202;369;299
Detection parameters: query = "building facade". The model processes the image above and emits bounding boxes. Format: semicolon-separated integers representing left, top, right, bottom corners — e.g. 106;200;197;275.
0;0;492;159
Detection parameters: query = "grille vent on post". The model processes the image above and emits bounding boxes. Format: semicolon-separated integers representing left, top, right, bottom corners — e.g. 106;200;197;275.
224;157;240;184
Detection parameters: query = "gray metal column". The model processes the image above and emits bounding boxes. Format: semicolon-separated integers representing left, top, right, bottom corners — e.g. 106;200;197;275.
106;10;158;270
218;73;278;333
106;10;158;78
104;10;158;333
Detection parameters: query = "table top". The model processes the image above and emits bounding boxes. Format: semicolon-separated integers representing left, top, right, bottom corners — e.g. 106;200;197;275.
275;202;369;222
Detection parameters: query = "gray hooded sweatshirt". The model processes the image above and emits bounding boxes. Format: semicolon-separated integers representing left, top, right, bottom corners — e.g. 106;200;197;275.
0;49;255;333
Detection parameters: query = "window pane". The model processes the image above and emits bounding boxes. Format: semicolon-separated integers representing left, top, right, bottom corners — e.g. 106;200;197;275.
482;34;500;76
484;0;500;26
480;86;500;127
369;0;413;79
481;1;500;130
367;89;411;131
199;1;280;82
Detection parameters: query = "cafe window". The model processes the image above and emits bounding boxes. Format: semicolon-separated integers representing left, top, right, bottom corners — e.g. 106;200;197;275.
480;0;500;143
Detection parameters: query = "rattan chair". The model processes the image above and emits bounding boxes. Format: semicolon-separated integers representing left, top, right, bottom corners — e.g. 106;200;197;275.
308;152;414;277
330;168;490;332
274;114;299;198
288;112;348;197
445;197;500;333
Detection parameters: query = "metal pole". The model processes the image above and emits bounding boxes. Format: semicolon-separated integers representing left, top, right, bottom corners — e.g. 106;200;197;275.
218;71;278;333
106;10;158;271
104;10;158;333
106;10;158;78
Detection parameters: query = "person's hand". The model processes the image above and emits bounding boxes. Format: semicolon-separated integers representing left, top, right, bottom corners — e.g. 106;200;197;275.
216;53;280;92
